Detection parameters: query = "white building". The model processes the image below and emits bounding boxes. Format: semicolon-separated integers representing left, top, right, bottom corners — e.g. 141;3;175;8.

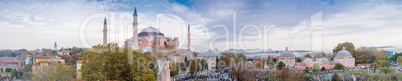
196;51;221;71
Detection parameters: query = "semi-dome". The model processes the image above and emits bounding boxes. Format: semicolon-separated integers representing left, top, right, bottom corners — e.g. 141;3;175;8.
303;58;313;62
336;47;352;56
279;47;295;57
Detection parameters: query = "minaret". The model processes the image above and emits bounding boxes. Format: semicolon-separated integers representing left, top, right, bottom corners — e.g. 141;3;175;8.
187;24;191;51
103;17;107;46
54;42;57;51
132;7;139;49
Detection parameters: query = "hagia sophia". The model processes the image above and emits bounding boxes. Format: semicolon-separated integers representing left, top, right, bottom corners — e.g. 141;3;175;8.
102;7;189;51
101;7;193;81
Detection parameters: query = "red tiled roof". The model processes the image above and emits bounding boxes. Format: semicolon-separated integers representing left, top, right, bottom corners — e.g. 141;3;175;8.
34;55;51;59
33;61;59;65
356;64;371;66
51;56;64;60
37;60;51;63
62;51;72;53
0;57;24;62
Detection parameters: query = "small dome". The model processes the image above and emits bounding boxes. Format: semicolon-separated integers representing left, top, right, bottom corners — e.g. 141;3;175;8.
336;47;352;56
141;27;160;33
319;57;329;61
303;58;313;62
279;47;295;57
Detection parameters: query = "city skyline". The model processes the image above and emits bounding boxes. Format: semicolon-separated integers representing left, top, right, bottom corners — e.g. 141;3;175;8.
1;0;402;52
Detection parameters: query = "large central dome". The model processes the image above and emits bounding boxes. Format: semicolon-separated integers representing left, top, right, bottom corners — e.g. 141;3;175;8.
138;27;164;37
141;27;160;33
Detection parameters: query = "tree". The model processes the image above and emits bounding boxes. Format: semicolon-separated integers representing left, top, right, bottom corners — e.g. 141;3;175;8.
169;63;179;77
391;52;402;62
215;56;219;70
277;61;286;70
5;68;12;72
296;57;302;62
184;56;189;67
267;60;275;69
304;67;309;73
200;59;208;71
193;52;198;57
333;42;356;54
372;60;382;73
189;59;201;76
379;67;395;74
11;70;19;79
334;63;344;71
80;43;155;81
303;54;312;59
253;59;264;68
272;58;278;63
396;56;402;65
321;67;326;71
279;68;290;80
21;64;32;78
356;47;386;63
332;73;339;81
381;60;391;68
24;63;76;81
312;63;320;74
218;53;247;69
179;62;186;71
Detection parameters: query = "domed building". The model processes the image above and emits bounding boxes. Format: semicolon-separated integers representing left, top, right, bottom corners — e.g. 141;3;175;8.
334;47;355;68
124;26;179;50
122;7;179;50
278;47;296;67
294;57;335;70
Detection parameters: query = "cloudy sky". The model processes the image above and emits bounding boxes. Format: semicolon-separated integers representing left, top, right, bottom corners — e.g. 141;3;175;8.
1;0;402;52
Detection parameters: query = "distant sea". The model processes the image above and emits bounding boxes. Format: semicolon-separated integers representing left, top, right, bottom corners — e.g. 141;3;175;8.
245;52;311;58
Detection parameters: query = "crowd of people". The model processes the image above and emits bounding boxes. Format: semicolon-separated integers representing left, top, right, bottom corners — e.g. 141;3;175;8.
176;71;232;81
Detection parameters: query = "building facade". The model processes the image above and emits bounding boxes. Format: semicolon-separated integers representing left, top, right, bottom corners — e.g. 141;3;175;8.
294;57;335;70
334;47;355;68
278;47;295;67
0;57;24;72
32;55;64;73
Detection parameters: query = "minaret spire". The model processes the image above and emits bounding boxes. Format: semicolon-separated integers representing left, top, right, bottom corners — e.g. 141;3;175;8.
132;6;139;49
103;17;108;46
54;42;57;51
187;23;191;51
133;6;137;16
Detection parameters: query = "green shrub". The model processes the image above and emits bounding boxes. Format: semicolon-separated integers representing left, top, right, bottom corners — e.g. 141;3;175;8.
5;68;13;72
332;73;339;81
379;67;395;74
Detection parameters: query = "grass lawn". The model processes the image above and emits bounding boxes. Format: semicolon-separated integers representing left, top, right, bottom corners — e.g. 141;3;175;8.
0;72;10;74
398;73;402;81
